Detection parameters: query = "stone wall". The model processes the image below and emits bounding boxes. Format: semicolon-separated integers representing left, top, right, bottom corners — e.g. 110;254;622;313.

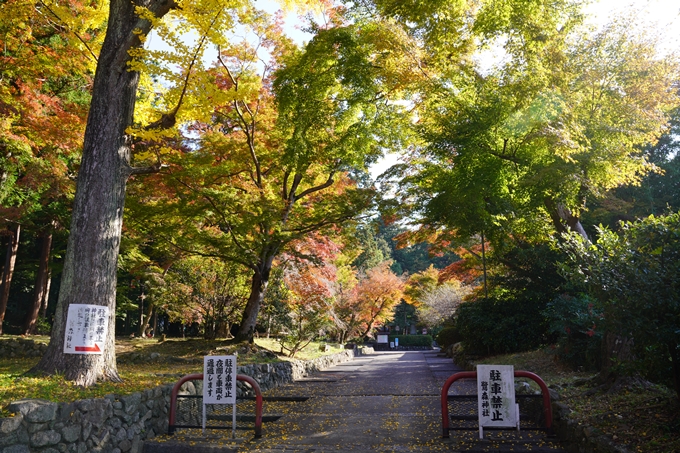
0;387;171;453
237;349;355;392
0;349;358;453
0;338;48;359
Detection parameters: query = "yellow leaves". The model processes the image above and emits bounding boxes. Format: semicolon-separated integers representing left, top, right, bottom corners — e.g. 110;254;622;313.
27;0;105;68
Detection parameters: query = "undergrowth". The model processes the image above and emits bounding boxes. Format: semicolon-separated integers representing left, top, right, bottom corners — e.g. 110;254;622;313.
477;349;680;453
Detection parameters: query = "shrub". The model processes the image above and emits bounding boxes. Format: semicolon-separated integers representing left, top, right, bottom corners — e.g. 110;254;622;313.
543;294;602;371
457;295;550;355
435;326;462;348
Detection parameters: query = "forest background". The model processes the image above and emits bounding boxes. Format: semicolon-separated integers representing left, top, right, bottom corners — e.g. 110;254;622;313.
0;0;679;401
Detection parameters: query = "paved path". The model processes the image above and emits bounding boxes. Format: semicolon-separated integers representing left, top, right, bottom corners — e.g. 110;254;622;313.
244;350;456;452
147;350;568;453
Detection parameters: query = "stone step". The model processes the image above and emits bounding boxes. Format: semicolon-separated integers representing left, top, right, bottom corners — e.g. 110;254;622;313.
143;435;245;453
447;435;568;452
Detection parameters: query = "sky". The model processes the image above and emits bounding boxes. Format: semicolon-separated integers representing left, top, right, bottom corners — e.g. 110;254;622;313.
585;0;679;53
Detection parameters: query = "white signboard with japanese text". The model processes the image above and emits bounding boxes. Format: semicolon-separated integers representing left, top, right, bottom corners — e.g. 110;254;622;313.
203;355;237;436
64;304;109;354
477;364;517;437
203;355;237;404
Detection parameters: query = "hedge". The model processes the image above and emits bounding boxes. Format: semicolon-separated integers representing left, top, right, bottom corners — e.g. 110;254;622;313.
388;335;433;347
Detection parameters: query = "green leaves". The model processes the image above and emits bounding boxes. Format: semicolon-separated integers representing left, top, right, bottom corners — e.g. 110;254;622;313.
395;9;680;248
561;213;680;394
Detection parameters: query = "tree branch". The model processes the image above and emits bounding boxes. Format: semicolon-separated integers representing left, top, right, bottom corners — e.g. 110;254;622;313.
145;8;223;131
37;0;99;62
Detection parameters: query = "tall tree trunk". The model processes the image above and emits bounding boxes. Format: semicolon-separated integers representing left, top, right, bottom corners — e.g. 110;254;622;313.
598;332;634;385
24;230;53;335
0;224;20;335
38;268;52;319
235;255;275;342
29;0;175;386
138;301;154;337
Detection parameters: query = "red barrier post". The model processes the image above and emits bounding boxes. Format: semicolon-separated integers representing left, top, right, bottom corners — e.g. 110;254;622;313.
440;370;553;438
440;371;477;438
169;373;203;435
168;373;264;438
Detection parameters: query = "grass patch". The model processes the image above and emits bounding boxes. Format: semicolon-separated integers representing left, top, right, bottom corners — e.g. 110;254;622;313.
476;348;680;453
253;338;344;360
0;336;343;418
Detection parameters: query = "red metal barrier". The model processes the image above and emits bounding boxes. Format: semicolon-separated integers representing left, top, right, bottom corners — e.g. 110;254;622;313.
440;370;552;438
169;373;263;438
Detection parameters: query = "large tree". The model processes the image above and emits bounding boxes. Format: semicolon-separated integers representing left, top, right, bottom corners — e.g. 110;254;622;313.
393;17;680;248
30;0;302;385
0;0;95;334
131;16;421;342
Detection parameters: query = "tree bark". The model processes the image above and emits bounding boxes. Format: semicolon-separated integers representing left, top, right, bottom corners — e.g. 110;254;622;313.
235;254;275;342
138;301;154;337
38;268;52;320
0;224;21;335
29;0;175;386
24;230;53;335
669;342;680;398
544;198;589;240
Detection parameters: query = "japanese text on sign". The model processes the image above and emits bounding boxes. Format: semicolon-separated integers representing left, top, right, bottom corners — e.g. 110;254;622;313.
63;304;109;355
477;364;516;429
203;355;237;405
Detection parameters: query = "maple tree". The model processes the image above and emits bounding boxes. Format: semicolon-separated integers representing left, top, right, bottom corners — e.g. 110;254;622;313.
161;256;249;339
343;261;404;338
402;265;439;307
394;16;680;249
0;0;98;334
130;11;420;343
278;239;339;356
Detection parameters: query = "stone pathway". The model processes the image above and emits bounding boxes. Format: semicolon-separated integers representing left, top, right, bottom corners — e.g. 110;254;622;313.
146;350;569;453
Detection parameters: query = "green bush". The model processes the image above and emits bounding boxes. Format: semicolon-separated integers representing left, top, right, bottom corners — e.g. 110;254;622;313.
435;327;462;348
543;294;602;371
388;335;433;347
457;296;550;355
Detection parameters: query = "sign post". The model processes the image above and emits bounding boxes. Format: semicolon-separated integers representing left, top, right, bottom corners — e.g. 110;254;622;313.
203;355;237;437
477;365;518;439
63;304;109;354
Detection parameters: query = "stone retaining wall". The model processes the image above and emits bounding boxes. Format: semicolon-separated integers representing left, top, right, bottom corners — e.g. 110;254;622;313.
0;338;48;359
0;349;358;453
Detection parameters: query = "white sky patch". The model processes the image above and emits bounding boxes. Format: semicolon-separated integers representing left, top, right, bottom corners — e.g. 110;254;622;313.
584;0;679;55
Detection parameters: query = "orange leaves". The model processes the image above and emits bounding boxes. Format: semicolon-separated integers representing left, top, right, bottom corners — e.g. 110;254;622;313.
0;0;93;221
350;262;404;336
438;246;483;286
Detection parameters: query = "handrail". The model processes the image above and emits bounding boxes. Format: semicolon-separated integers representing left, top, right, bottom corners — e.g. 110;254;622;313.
440;370;553;438
169;373;263;438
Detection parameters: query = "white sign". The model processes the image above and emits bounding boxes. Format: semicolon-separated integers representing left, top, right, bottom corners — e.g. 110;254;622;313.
64;304;109;354
377;334;388;344
203;355;237;436
203;355;237;404
477;365;517;437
